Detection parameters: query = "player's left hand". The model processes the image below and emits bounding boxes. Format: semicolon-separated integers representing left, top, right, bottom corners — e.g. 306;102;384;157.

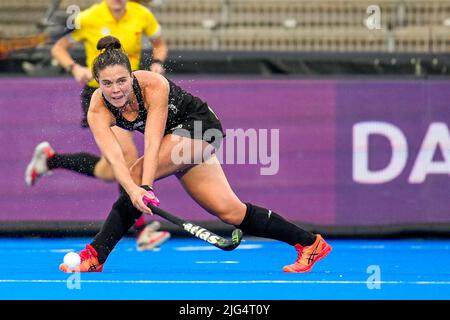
141;185;160;215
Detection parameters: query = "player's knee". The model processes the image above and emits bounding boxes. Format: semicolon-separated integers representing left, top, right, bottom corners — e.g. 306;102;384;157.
215;202;246;225
93;158;115;182
129;161;142;182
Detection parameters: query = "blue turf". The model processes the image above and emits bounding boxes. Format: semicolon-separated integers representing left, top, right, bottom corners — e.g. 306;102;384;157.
0;237;449;300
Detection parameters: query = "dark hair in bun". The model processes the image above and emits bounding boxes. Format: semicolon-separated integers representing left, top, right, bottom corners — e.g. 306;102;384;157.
96;35;122;51
93;36;131;81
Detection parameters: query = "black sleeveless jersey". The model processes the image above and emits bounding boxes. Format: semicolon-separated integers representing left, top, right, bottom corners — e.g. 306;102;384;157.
102;75;213;135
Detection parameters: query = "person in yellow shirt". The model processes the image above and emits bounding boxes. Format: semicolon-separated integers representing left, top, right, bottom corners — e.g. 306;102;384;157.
25;0;170;250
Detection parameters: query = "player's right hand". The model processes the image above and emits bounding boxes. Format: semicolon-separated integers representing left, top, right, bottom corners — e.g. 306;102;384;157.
129;185;159;215
72;65;93;85
142;186;160;215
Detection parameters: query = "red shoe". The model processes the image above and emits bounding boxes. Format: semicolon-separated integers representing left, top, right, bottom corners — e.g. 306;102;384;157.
25;141;55;186
137;221;171;251
283;234;332;273
59;244;104;273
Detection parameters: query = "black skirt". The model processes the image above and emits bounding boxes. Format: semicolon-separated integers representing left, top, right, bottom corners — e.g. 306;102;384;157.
165;99;225;150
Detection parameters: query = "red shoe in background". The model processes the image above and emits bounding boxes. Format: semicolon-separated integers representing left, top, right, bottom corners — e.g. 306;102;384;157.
25;141;55;186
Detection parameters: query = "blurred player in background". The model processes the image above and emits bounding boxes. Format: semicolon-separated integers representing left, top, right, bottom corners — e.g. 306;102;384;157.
25;0;170;250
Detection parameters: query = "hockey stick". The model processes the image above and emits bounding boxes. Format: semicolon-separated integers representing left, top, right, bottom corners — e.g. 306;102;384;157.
0;0;62;58
0;33;50;58
146;203;243;251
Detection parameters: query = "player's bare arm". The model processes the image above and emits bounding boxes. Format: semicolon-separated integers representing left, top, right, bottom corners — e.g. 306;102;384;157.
87;90;137;194
138;72;170;188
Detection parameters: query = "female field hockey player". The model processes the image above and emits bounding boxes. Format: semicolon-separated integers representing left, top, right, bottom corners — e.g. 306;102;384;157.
59;36;332;273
